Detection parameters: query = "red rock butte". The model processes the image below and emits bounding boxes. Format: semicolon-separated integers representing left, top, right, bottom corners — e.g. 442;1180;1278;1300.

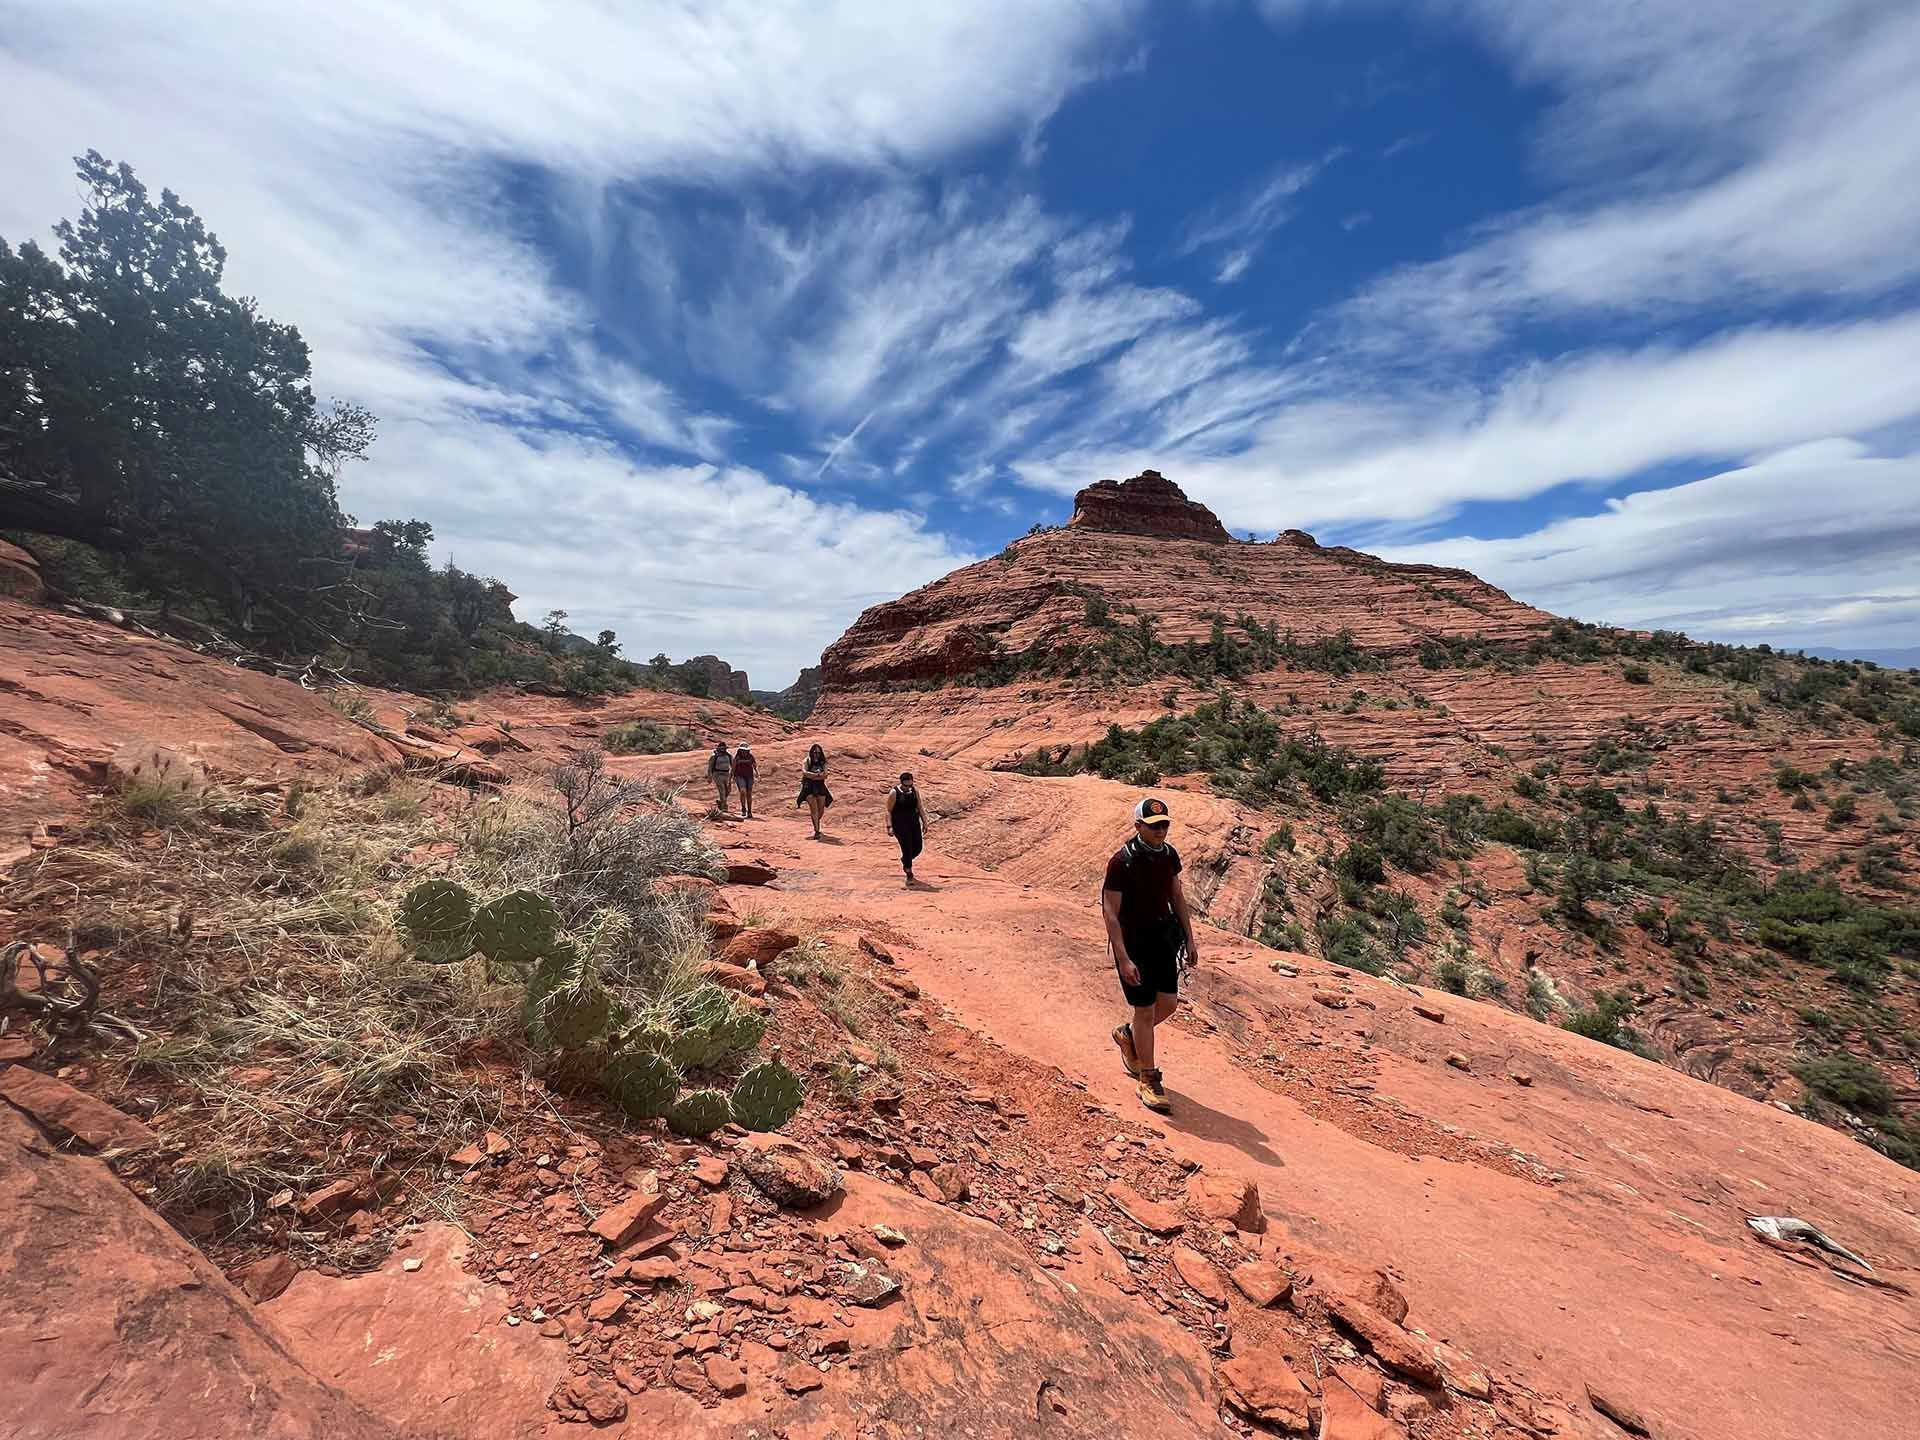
1068;468;1232;542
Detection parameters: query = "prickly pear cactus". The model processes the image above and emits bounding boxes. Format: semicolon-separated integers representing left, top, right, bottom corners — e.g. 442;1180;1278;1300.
666;1088;733;1137
670;983;733;1032
540;969;613;1050
708;1007;767;1060
398;879;477;962
624;1024;675;1055
473;889;561;966
667;1023;723;1073
730;1059;803;1132
603;1051;682;1120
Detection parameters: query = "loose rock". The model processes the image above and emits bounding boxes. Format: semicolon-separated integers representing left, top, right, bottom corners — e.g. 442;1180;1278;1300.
740;1142;844;1208
1217;1339;1313;1431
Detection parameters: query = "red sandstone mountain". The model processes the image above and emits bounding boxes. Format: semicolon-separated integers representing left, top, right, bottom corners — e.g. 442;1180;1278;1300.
815;472;1920;1148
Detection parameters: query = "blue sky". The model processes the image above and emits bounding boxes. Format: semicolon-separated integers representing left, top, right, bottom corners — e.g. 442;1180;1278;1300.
5;1;1918;686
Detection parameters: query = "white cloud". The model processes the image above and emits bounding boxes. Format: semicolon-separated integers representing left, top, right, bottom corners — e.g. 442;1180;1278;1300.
362;420;978;687
1374;440;1920;649
0;1;1148;681
1178;154;1338;284
1012;310;1920;534
1329;2;1920;355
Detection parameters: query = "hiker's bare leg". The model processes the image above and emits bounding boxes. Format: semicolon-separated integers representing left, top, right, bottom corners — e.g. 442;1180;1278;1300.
1153;993;1178;1026
1131;1005;1156;1072
809;795;825;837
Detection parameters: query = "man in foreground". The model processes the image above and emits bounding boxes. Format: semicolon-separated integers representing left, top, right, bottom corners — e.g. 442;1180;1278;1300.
1103;796;1199;1113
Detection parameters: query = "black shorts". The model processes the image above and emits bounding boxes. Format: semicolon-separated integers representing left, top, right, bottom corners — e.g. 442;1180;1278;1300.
1119;937;1179;1008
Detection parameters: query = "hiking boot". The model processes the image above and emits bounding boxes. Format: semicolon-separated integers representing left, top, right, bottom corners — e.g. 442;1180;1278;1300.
1137;1067;1170;1113
1111;1023;1140;1078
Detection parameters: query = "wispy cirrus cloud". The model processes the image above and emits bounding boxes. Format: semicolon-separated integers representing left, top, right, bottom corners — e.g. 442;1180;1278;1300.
1177;151;1341;283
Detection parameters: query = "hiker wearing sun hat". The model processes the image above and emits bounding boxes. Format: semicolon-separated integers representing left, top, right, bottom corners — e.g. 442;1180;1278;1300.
1101;795;1199;1113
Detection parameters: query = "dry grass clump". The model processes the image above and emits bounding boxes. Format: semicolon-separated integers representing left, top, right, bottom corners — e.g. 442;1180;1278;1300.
13;749;726;1239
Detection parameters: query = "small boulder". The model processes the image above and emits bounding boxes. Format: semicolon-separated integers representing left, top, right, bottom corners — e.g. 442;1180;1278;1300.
589;1190;667;1248
928;1163;971;1204
586;1290;628;1323
0;538;44;601
725;860;778;886
740;1141;843;1208
1186;1169;1265;1232
296;1179;364;1223
1217;1339;1313;1431
1321;1374;1406;1439
1444;1052;1471;1072
719;926;799;971
1230;1259;1292;1308
699;958;768;995
1106;1182;1183;1236
1411;1003;1445;1024
857;936;897;965
1321;1290;1442;1389
1170;1246;1227;1305
1586;1383;1654;1437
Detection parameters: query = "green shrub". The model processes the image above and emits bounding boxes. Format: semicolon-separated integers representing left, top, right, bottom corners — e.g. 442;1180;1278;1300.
1337;841;1386;888
604;721;699;755
1794;1052;1892;1115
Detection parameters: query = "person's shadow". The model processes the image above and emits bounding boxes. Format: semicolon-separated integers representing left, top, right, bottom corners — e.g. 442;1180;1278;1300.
1157;1083;1288;1171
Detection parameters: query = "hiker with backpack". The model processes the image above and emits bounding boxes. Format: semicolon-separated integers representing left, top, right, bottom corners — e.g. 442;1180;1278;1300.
796;743;833;839
885;771;926;886
1103;796;1199;1114
707;743;733;813
732;743;757;818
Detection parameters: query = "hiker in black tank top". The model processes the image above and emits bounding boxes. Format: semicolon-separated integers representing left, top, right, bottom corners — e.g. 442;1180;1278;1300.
886;771;926;887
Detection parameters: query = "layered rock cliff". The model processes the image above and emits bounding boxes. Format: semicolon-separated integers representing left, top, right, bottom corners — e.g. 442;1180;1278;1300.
1068;469;1231;542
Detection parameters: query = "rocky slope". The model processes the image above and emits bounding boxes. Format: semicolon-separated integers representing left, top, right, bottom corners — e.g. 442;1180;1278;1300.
2;574;1918;1440
810;472;1920;1161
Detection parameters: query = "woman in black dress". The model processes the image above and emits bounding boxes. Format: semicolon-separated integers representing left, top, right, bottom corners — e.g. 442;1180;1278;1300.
796;743;832;839
885;771;925;886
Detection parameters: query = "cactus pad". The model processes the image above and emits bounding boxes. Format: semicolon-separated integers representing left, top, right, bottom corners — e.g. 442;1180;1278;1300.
667;1023;723;1072
541;976;613;1050
669;983;733;1032
603;1051;682;1120
398;879;476;962
708;1007;768;1059
666;1088;733;1137
473;889;562;966
730;1059;803;1131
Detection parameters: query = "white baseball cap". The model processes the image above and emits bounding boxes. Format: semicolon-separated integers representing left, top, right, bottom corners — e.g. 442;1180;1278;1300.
1132;796;1172;826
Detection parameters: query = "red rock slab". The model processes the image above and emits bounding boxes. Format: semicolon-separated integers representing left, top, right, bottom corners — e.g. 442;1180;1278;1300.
0;1066;155;1153
725;860;778;886
0;597;397;865
757;1173;1224;1438
1321;1289;1443;1389
589;1188;667;1246
1321;1373;1407;1439
1106;1181;1184;1235
0;1101;390;1439
1217;1337;1313;1431
1230;1259;1293;1308
269;1222;564;1438
1170;1245;1228;1305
